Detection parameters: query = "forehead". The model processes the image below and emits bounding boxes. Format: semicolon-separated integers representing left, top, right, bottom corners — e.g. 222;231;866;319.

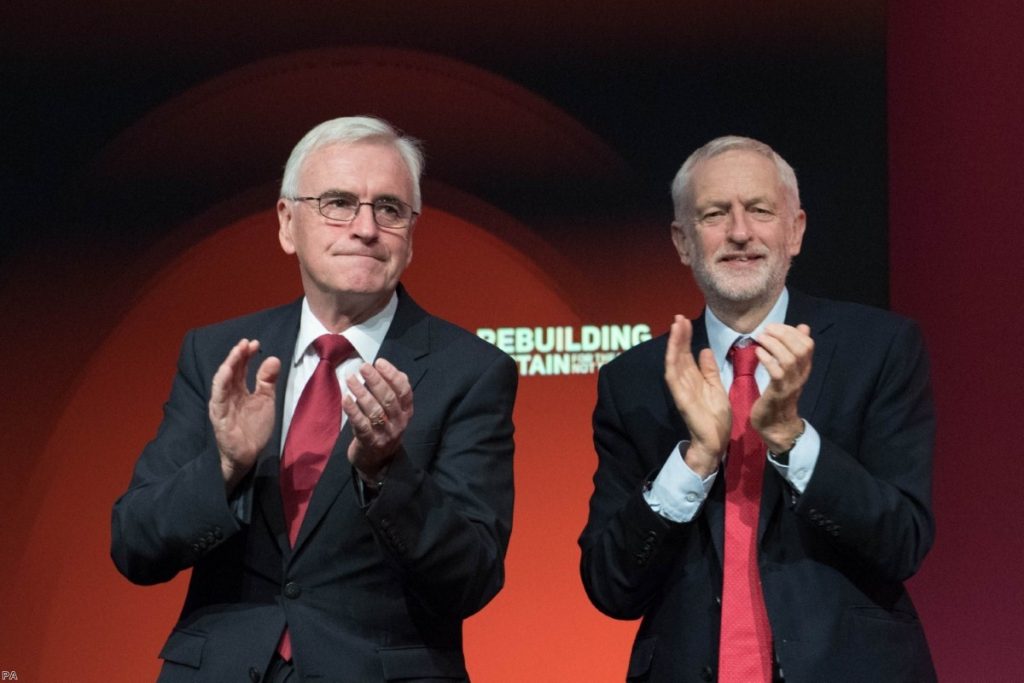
691;149;783;204
298;141;414;195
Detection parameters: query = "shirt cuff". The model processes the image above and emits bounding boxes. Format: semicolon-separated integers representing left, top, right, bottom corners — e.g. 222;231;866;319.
643;441;717;522
767;421;820;494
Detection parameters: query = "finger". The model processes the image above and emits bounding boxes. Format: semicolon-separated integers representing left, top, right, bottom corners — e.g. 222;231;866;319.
665;315;696;378
212;339;250;402
342;393;370;430
753;344;786;382
759;324;810;364
346;368;391;429
760;323;813;358
372;358;413;412
342;394;386;451
359;363;401;417
755;333;795;372
345;369;375;412
697;348;724;390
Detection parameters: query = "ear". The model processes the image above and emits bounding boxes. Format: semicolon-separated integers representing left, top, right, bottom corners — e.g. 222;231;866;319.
405;220;415;267
277;198;297;255
671;221;693;266
788;209;807;257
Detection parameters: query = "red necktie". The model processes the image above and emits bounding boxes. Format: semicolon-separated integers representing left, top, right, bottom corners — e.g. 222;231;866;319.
718;341;773;682
277;333;353;661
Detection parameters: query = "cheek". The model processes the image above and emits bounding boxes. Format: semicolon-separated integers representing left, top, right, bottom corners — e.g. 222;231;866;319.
389;239;413;268
692;234;717;261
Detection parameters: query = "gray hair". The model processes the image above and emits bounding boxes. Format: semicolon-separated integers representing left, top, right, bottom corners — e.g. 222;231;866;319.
670;135;800;223
280;115;425;210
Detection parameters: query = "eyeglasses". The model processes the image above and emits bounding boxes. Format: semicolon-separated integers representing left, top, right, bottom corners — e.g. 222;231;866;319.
289;192;418;229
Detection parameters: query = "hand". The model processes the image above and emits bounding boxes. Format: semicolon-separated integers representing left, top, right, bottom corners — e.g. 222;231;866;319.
752;323;813;452
664;315;731;477
343;357;414;483
209;339;281;492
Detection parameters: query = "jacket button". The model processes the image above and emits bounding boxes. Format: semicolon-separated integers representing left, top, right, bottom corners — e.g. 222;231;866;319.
701;664;714;681
284;582;301;599
248;667;261;682
715;595;722;608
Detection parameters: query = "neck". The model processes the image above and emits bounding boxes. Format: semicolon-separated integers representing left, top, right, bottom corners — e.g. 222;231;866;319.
705;290;781;334
306;289;394;333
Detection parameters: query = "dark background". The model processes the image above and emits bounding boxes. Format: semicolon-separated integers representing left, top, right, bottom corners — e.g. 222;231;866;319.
2;1;1022;680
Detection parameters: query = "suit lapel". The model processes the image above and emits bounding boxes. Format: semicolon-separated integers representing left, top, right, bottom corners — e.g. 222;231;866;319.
757;290;836;544
375;285;431;391
786;290;836;421
248;300;302;555
289;286;431;559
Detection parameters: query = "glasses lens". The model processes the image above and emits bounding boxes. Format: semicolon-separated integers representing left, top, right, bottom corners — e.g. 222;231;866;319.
317;193;359;221
373;199;412;228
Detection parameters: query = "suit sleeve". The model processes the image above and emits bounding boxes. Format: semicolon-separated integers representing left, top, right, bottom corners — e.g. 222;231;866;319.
795;317;935;582
110;329;242;585
578;364;696;620
363;349;518;619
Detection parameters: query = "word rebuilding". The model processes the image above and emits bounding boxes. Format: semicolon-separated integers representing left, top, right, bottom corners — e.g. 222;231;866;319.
477;324;652;376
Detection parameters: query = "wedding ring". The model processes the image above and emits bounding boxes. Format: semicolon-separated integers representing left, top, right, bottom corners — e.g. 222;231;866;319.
369;411;388;427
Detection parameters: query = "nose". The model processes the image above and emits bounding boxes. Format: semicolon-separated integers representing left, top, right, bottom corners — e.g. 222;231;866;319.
349;203;380;240
724;207;752;243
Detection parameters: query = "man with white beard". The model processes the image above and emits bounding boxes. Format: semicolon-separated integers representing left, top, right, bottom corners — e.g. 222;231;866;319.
579;136;937;682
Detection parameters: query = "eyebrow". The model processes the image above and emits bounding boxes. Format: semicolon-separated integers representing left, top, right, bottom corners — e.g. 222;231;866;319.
696;195;777;210
317;189;407;204
372;194;406;204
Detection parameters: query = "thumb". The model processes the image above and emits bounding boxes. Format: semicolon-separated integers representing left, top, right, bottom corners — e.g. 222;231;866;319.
255;356;281;394
697;348;723;388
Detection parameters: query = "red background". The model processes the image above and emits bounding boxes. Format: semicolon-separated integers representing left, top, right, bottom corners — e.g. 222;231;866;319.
1;1;1022;680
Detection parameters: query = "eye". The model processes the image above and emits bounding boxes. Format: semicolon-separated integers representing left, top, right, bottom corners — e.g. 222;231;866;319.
749;206;776;221
321;193;358;210
374;200;403;218
700;210;727;225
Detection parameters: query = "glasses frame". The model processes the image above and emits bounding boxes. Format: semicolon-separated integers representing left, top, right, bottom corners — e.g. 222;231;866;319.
288;193;419;229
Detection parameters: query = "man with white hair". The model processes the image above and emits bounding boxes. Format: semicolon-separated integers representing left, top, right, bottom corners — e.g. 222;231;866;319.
580;136;936;682
113;115;517;682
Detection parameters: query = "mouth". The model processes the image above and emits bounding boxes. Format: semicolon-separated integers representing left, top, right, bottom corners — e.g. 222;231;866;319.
718;253;765;264
331;251;386;262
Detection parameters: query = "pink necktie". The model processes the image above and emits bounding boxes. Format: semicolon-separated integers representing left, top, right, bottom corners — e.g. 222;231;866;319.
277;333;353;660
718;341;773;682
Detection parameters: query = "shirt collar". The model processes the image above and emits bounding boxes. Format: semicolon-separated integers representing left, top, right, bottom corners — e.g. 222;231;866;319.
292;292;399;366
704;287;790;369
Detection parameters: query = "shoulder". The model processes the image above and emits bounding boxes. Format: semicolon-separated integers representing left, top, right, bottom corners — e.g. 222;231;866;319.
598;332;668;384
396;288;512;364
791;291;923;343
185;300;300;351
425;312;516;369
792;292;929;374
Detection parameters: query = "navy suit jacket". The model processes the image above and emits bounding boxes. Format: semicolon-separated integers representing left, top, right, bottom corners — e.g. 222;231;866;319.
579;291;936;682
112;287;517;682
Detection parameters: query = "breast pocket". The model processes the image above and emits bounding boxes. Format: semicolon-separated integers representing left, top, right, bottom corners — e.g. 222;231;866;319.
159;627;206;667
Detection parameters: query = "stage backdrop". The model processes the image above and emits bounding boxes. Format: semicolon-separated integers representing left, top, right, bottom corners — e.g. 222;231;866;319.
2;2;1021;680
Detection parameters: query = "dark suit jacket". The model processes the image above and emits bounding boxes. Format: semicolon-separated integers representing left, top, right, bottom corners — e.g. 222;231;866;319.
112;287;517;682
579;290;936;682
